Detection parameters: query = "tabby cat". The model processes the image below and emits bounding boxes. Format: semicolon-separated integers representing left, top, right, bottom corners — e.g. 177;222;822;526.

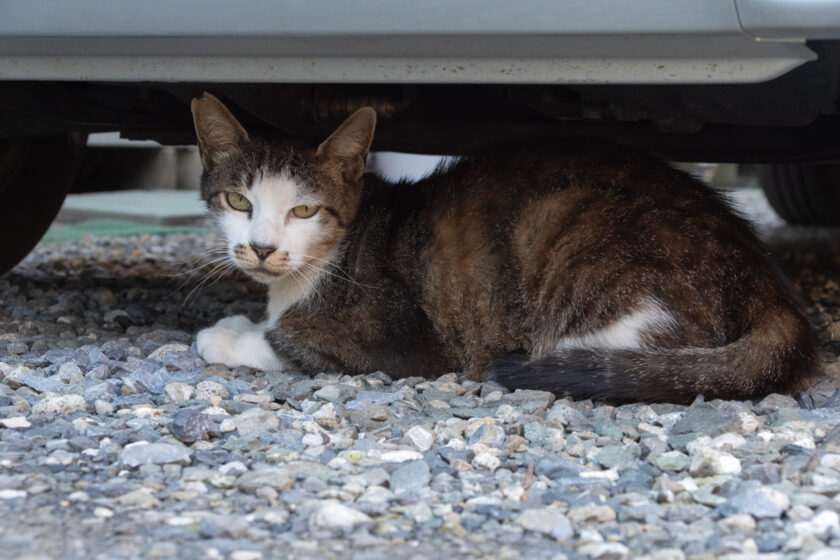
191;92;817;403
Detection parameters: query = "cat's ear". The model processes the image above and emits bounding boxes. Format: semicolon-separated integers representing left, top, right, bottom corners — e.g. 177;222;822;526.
316;107;377;180
191;92;250;169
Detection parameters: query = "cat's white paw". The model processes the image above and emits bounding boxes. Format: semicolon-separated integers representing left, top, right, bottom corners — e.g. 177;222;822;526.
214;315;255;331
196;317;284;371
196;324;240;367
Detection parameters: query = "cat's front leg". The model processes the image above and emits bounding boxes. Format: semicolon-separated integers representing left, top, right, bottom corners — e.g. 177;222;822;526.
196;315;284;371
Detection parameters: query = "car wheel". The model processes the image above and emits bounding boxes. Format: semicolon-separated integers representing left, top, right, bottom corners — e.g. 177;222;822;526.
0;135;86;275
758;162;840;226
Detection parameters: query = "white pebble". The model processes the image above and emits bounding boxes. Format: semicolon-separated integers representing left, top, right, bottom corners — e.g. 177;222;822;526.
578;542;629;559
0;416;30;428
31;394;87;415
807;549;840;560
57;362;84;383
230;551;263;560
821;453;840;470
309;501;370;529
708;433;747;451
795;510;840;537
472;452;501;471
404;425;434;452
719;513;756;532
301;433;324;447
219;461;248;476
163;382;194;403
195;380;229;401
94;400;114;415
380;450;424;463
689;448;741;476
93;507;114;518
495;404;522;424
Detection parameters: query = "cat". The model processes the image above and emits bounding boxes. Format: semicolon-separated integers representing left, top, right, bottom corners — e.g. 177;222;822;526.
190;92;817;404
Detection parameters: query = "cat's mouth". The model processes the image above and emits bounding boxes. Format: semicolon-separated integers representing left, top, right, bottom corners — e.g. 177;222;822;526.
242;265;296;284
245;266;285;281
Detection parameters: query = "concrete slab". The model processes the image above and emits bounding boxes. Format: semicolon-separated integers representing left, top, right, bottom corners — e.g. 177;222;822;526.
57;190;207;226
43;219;209;243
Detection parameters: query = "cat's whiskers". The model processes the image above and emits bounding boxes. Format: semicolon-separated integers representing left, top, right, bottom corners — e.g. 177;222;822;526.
173;244;228;264
182;264;228;307
168;246;229;278
298;256;377;292
199;261;240;291
186;262;239;305
298;261;357;290
180;258;239;307
173;254;231;280
166;249;233;300
291;265;326;309
298;253;353;274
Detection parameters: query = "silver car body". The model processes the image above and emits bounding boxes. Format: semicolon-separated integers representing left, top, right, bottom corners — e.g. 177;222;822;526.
1;0;839;84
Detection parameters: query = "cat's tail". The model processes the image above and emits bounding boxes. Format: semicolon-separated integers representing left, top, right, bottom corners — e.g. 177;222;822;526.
489;310;818;404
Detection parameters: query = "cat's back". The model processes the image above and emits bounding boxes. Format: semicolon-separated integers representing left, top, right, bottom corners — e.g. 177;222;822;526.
417;140;717;206
383;139;767;298
412;139;750;248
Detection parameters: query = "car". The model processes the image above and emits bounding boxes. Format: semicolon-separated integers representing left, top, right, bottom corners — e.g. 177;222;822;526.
1;0;840;273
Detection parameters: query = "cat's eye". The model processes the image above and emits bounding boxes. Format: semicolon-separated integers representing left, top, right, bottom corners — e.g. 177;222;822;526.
225;192;252;212
292;204;319;219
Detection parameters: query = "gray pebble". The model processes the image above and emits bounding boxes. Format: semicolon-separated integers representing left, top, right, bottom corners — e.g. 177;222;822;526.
236;468;293;493
517;507;573;540
671;404;739;436
121;442;191;467
390;460;430;494
169;407;220;443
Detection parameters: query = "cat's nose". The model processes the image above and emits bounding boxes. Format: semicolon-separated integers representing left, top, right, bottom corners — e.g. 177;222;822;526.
250;243;277;261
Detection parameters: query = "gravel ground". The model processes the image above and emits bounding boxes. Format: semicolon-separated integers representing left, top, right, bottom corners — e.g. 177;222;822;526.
1;189;840;560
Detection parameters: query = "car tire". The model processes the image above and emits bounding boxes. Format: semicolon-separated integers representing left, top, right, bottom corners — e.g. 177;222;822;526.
758;162;840;226
0;135;86;275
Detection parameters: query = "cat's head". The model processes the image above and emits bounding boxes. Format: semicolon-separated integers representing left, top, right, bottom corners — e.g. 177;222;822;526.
190;92;375;285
